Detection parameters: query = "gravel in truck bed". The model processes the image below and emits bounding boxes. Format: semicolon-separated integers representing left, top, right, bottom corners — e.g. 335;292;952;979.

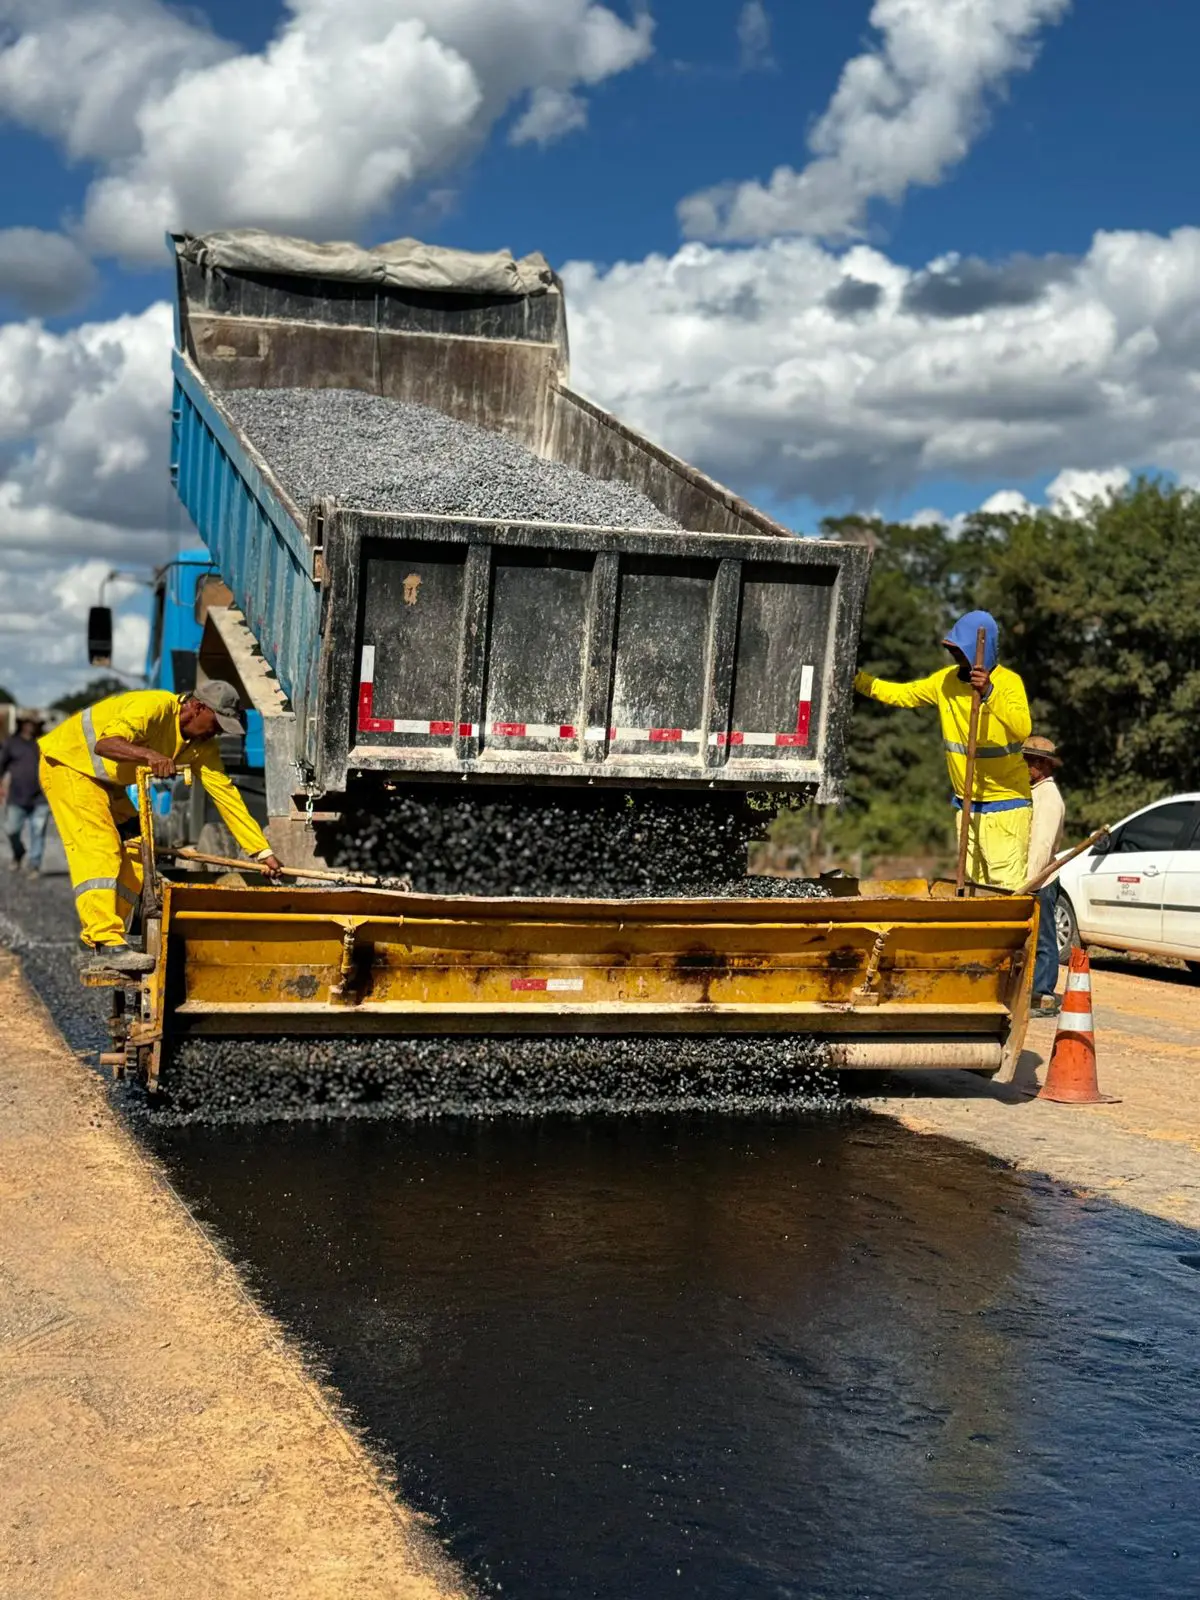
223;387;682;528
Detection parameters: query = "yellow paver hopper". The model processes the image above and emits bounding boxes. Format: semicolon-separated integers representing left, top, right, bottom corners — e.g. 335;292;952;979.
97;874;1037;1095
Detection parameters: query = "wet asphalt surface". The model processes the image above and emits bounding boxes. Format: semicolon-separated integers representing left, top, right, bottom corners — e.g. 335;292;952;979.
5;864;1200;1599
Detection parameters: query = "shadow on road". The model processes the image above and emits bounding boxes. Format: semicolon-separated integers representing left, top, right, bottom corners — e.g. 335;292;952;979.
1087;952;1197;988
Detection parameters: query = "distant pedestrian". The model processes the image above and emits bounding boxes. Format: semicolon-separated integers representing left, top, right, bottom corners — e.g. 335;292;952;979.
1023;736;1066;1016
855;610;1033;889
0;713;50;877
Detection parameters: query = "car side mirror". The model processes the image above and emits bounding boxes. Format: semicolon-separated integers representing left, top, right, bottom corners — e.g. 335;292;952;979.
87;606;113;667
1090;833;1113;857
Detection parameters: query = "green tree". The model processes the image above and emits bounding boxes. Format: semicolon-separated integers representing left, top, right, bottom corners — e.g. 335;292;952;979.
975;478;1200;827
51;676;129;716
0;687;14;705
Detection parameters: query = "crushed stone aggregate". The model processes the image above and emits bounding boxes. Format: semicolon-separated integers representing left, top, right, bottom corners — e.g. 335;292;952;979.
223;387;682;529
156;1034;844;1125
320;785;816;900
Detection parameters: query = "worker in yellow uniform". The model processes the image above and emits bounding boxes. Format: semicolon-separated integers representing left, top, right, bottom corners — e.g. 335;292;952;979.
39;680;283;973
854;610;1032;889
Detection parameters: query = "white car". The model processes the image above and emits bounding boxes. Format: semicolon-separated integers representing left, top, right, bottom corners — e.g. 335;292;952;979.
1054;792;1200;976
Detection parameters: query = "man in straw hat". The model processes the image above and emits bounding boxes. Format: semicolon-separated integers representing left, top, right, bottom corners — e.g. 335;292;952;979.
1023;735;1066;1016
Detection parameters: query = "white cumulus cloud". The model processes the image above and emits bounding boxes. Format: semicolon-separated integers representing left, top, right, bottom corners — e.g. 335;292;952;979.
0;228;97;316
563;226;1200;510
978;489;1035;517
679;0;1072;242
0;302;176;700
510;87;589;147
0;549;152;704
0;0;655;261
1045;465;1132;517
0;302;175;534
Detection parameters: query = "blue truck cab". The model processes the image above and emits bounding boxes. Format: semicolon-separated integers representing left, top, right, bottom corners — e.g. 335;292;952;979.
141;551;267;850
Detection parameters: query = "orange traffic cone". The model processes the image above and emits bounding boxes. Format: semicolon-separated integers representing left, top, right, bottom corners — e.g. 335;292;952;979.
1037;948;1119;1104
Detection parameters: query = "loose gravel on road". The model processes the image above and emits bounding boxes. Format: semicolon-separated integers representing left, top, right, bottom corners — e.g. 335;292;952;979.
224;388;681;529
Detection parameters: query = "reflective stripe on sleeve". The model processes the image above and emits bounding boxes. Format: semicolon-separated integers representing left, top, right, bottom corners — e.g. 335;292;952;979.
80;709;111;780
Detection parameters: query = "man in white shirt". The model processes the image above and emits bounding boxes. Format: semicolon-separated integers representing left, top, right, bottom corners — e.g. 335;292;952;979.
1023;736;1066;1016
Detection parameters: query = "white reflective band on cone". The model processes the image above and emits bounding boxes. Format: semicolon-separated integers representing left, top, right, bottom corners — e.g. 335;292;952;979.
1056;1011;1094;1034
1066;971;1091;991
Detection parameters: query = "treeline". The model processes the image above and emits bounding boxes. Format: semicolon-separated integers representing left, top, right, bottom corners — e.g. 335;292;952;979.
774;479;1200;870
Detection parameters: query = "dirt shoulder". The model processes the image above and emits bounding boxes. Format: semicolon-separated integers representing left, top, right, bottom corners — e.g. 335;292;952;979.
0;952;470;1600
870;955;1200;1229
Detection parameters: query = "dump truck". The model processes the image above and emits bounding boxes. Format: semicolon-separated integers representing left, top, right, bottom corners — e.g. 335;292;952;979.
86;229;1038;1100
161;230;874;834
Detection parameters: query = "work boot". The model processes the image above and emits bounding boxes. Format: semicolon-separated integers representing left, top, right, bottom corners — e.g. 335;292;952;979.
7;856;20;872
84;942;155;975
1033;992;1061;1018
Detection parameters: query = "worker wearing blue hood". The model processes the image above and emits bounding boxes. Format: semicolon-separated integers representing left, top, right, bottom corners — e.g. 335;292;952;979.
854;610;1033;889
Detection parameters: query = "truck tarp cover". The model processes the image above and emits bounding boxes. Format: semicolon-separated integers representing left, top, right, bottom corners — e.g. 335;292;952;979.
177;229;555;297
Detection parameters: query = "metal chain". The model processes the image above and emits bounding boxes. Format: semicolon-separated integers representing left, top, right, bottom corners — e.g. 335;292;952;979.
294;760;318;832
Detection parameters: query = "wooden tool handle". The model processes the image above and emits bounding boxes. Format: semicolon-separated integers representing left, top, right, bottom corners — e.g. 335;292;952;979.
954;625;989;896
1020;827;1110;894
162;845;409;890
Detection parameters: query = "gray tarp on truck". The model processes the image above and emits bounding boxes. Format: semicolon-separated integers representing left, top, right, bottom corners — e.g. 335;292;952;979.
177;229;555;297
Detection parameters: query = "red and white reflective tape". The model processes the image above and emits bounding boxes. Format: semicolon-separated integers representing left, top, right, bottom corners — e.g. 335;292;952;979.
511;976;585;992
357;645;378;728
358;648;476;735
356;649;816;750
493;722;580;740
365;718;481;737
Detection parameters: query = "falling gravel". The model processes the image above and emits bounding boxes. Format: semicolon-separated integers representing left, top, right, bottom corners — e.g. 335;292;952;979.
320;783;825;900
156;1034;843;1125
223;387;682;529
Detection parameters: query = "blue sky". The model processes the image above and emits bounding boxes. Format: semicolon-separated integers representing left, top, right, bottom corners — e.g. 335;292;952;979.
7;3;1198;304
1;0;1199;696
7;1;1199;281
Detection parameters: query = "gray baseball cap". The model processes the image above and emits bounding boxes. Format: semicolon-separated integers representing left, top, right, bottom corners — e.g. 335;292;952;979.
191;679;246;736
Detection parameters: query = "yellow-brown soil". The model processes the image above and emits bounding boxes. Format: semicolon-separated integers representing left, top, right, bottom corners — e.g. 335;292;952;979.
0;952;471;1600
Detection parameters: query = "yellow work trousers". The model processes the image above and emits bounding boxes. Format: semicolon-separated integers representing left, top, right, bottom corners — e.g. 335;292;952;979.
959;804;1031;891
40;758;143;947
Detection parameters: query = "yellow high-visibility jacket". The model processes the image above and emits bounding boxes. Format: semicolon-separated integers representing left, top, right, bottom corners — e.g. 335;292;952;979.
854;665;1032;806
39;689;271;856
